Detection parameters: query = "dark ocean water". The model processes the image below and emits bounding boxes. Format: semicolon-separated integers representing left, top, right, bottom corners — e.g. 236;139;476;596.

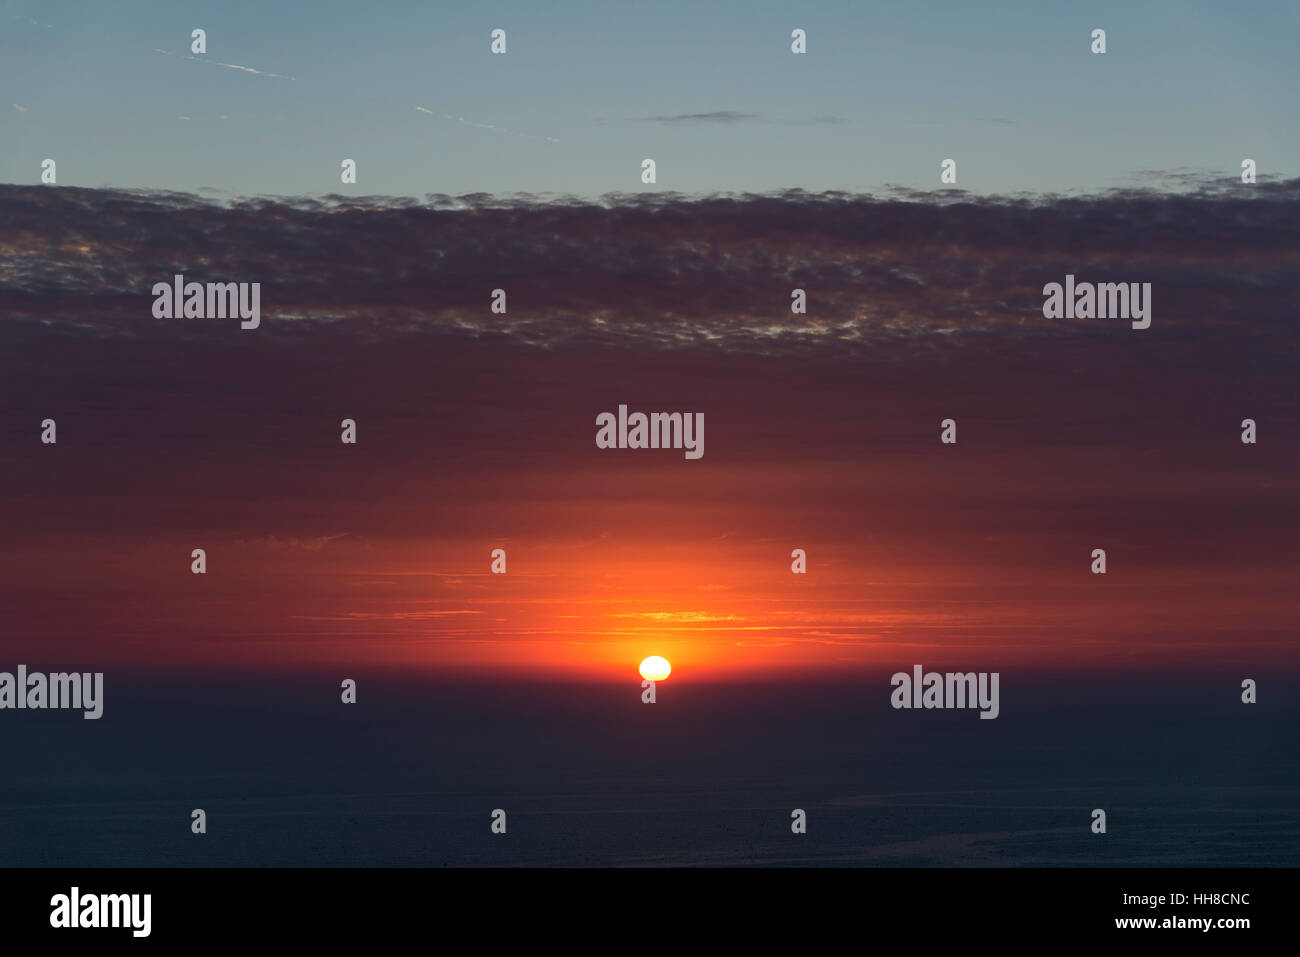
2;673;1296;867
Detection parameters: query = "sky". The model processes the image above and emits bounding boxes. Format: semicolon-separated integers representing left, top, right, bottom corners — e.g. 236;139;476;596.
2;181;1297;682
1;1;1298;684
2;2;1298;873
3;0;1299;199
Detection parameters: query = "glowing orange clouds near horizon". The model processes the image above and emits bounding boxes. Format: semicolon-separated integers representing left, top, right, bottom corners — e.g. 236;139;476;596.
6;531;1287;681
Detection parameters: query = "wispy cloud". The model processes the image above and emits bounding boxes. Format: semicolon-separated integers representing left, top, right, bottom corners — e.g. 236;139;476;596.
235;534;350;551
291;610;485;621
638;111;844;126
153;48;296;80
11;103;27;112
415;107;558;143
174;113;285;122
1126;167;1211;185
613;612;747;623
641;111;761;124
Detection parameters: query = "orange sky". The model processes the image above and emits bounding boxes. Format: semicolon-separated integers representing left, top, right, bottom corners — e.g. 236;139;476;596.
4;188;1298;683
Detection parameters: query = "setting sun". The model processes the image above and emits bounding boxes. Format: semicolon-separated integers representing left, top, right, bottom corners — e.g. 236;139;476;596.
638;656;671;682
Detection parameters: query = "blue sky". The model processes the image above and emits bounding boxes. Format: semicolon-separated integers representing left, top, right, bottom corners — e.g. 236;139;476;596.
2;0;1297;198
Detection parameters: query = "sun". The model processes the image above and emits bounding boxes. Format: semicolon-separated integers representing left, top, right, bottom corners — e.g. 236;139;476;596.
638;655;671;682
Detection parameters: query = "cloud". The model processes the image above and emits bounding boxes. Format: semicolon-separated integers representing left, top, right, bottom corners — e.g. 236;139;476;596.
153;48;296;80
415;107;558;143
638;112;844;126
1;179;1296;364
641;111;762;124
291;610;485;621
613;612;747;622
237;534;350;551
3;181;1296;677
1117;167;1277;188
11;104;28;112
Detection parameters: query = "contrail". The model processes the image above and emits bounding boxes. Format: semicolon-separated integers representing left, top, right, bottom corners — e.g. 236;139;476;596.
415;106;558;143
153;48;296;80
